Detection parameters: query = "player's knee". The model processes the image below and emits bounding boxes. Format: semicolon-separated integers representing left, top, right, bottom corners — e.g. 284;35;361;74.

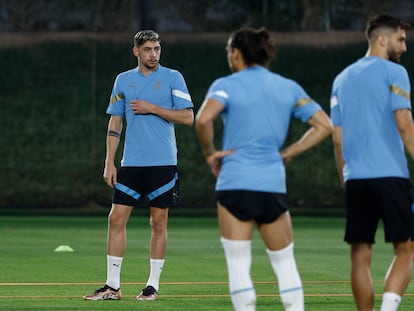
108;210;128;228
149;216;167;234
394;240;414;257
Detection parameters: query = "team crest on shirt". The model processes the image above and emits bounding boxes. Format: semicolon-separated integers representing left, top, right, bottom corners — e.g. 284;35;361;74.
155;81;161;89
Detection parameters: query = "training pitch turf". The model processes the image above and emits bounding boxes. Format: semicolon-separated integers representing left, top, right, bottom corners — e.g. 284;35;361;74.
1;213;413;310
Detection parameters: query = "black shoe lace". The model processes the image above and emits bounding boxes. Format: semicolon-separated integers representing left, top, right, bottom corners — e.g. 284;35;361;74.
96;284;117;293
142;285;157;295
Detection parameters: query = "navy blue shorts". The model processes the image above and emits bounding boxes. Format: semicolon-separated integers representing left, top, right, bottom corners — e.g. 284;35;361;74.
216;190;289;223
345;177;414;243
113;166;179;208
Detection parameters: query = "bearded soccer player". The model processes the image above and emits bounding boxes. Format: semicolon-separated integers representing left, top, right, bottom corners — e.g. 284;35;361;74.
331;14;414;311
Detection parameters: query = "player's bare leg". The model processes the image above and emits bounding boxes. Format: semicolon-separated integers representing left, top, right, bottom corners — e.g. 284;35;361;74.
106;203;134;290
83;203;133;300
107;203;134;256
137;206;169;301
379;240;414;310
149;206;169;259
218;203;255;240
258;211;293;250
384;240;414;293
260;212;304;311
350;243;375;311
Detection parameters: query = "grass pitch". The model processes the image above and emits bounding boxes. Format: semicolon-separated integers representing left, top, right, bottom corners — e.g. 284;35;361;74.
0;213;413;310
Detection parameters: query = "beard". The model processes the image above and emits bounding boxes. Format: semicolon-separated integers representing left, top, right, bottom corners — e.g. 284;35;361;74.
142;59;158;70
387;48;401;63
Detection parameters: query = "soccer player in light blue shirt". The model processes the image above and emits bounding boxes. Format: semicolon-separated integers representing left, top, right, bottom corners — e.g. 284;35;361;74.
107;64;193;166
330;14;414;311
331;57;411;181
84;30;194;302
206;67;323;194
196;27;332;311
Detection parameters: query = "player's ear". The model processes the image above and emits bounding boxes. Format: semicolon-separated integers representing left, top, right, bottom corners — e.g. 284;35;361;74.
377;33;388;47
132;46;139;57
234;48;245;64
233;48;241;59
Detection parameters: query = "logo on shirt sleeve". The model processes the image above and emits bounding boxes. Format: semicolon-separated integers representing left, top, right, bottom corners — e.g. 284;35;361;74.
210;90;229;99
295;97;313;108
330;95;339;108
109;93;125;105
172;89;192;101
390;84;410;101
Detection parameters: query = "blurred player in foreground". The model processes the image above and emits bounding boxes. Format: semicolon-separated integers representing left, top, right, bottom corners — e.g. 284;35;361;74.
83;30;194;301
330;14;414;311
196;27;332;311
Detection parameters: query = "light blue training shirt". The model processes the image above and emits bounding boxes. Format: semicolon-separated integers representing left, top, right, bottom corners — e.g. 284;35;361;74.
205;66;322;193
107;65;193;166
330;56;411;181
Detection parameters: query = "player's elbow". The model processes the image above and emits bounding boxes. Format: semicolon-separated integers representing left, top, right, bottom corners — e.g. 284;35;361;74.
182;109;194;126
332;127;341;146
398;125;414;149
195;112;214;132
315;120;334;142
195;114;209;134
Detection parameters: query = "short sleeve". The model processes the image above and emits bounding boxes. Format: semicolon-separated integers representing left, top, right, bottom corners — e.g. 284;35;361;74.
106;75;125;116
389;64;411;112
170;70;193;110
292;82;321;123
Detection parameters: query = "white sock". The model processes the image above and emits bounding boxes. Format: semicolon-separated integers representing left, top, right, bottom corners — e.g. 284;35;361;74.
267;243;304;311
221;237;256;311
146;258;165;292
380;292;401;311
106;255;123;290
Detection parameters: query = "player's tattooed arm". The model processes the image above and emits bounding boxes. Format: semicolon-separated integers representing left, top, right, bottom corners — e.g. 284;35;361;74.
108;130;121;139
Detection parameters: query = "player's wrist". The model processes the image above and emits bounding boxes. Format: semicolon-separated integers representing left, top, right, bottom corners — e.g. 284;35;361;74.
204;149;216;157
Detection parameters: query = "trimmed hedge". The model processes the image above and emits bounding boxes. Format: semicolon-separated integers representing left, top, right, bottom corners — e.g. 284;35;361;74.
2;38;413;209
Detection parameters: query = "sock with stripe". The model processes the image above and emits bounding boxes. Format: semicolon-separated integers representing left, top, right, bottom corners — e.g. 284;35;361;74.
267;243;304;311
221;237;256;311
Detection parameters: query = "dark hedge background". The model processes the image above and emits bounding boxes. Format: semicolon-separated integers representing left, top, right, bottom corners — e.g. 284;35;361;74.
2;34;414;210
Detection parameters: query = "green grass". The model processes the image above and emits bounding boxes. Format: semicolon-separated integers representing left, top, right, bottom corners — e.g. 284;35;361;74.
1;215;413;310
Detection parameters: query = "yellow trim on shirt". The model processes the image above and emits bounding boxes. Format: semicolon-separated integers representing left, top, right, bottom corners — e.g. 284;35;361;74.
295;97;313;108
109;93;125;105
390;85;410;101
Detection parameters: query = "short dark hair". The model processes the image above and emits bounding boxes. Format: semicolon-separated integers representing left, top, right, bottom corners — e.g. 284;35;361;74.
134;30;160;47
229;27;276;67
365;14;410;39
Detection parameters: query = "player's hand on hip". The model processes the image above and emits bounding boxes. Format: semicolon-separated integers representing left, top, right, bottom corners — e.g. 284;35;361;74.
207;150;235;177
280;149;293;164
